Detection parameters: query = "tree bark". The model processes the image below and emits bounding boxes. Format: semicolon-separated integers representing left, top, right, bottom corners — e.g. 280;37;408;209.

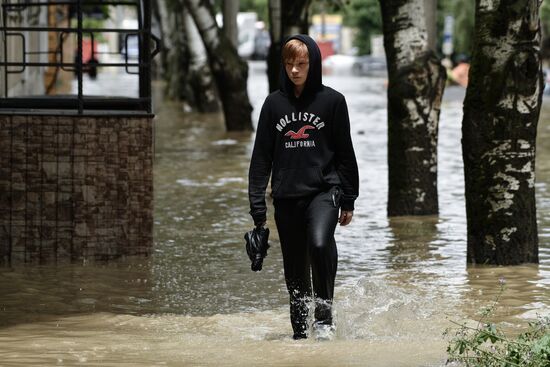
462;0;542;265
155;0;218;112
223;0;239;48
379;0;447;216
424;0;437;50
184;0;253;131
184;11;220;112
267;0;282;93
151;0;167;77
156;0;194;102
267;0;311;92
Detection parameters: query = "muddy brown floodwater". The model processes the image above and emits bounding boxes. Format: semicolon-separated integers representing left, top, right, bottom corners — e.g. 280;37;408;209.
0;62;548;366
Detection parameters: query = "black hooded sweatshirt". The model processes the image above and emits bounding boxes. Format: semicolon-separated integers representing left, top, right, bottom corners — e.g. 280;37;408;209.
248;34;359;225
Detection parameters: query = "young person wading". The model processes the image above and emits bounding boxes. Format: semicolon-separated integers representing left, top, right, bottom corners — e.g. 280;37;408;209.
248;35;359;340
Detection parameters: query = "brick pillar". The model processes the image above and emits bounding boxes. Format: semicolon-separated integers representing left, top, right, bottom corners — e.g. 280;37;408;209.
0;114;153;264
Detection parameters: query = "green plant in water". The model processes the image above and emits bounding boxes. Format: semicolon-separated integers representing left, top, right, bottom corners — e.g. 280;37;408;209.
445;282;550;366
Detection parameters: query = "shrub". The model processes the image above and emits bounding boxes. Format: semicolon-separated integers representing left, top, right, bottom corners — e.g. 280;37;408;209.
445;283;550;367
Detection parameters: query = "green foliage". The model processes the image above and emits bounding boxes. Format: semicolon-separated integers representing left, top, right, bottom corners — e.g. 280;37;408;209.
342;0;473;57
446;285;550;367
342;0;382;55
452;0;475;58
165;0;184;12
79;2;110;19
213;0;222;13
81;18;105;29
542;1;550;35
239;0;346;27
70;17;107;42
239;0;268;23
310;0;347;15
447;318;550;366
438;0;474;59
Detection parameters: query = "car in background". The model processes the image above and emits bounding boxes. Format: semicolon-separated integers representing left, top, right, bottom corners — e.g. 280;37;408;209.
322;54;357;75
251;30;270;60
236;12;260;59
125;35;139;60
351;55;387;77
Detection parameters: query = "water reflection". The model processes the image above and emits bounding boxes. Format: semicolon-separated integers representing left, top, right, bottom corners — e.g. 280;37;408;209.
0;261;153;328
385;216;439;270
464;265;548;322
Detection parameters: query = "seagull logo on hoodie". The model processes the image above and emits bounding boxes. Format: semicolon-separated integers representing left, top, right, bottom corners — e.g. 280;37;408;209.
285;125;315;140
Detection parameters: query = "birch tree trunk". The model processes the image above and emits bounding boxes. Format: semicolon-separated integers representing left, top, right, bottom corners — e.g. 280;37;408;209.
223;0;239;48
379;0;447;216
184;0;253;131
462;0;542;265
267;0;311;92
184;11;220;112
155;0;219;112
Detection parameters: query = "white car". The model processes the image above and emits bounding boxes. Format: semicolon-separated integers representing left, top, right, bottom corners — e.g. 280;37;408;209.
322;54;358;75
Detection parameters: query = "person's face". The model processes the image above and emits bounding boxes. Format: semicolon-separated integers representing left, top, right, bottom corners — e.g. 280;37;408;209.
284;55;309;87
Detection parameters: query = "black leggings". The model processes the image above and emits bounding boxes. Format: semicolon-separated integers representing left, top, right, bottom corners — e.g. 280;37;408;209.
274;187;340;336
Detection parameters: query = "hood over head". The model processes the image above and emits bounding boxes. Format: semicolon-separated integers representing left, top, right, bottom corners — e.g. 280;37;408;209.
279;34;323;99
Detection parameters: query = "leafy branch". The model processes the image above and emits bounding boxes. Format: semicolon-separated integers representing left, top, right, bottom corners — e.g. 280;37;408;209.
445;282;550;367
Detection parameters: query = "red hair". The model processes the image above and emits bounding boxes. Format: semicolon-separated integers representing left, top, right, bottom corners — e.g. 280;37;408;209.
282;39;308;62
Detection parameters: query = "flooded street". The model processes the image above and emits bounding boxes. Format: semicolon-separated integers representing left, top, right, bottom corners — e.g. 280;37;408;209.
0;62;549;366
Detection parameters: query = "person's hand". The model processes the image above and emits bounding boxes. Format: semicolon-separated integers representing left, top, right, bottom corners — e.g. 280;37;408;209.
339;210;353;226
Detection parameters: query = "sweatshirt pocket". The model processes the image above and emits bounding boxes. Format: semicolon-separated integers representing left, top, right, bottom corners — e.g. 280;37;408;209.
272;167;326;198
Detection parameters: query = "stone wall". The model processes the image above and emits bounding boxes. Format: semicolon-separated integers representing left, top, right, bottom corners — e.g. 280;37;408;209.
0;115;153;264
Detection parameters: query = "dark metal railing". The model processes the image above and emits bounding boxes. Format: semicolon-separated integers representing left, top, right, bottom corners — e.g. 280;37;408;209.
0;0;160;114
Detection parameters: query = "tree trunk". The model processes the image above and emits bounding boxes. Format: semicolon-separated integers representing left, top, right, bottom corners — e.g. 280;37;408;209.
223;0;239;48
267;0;282;93
152;0;167;80
380;0;447;216
156;0;193;102
424;0;437;50
267;0;311;92
184;11;220;112
184;0;253;131
151;0;166;78
155;0;219;112
462;0;542;265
